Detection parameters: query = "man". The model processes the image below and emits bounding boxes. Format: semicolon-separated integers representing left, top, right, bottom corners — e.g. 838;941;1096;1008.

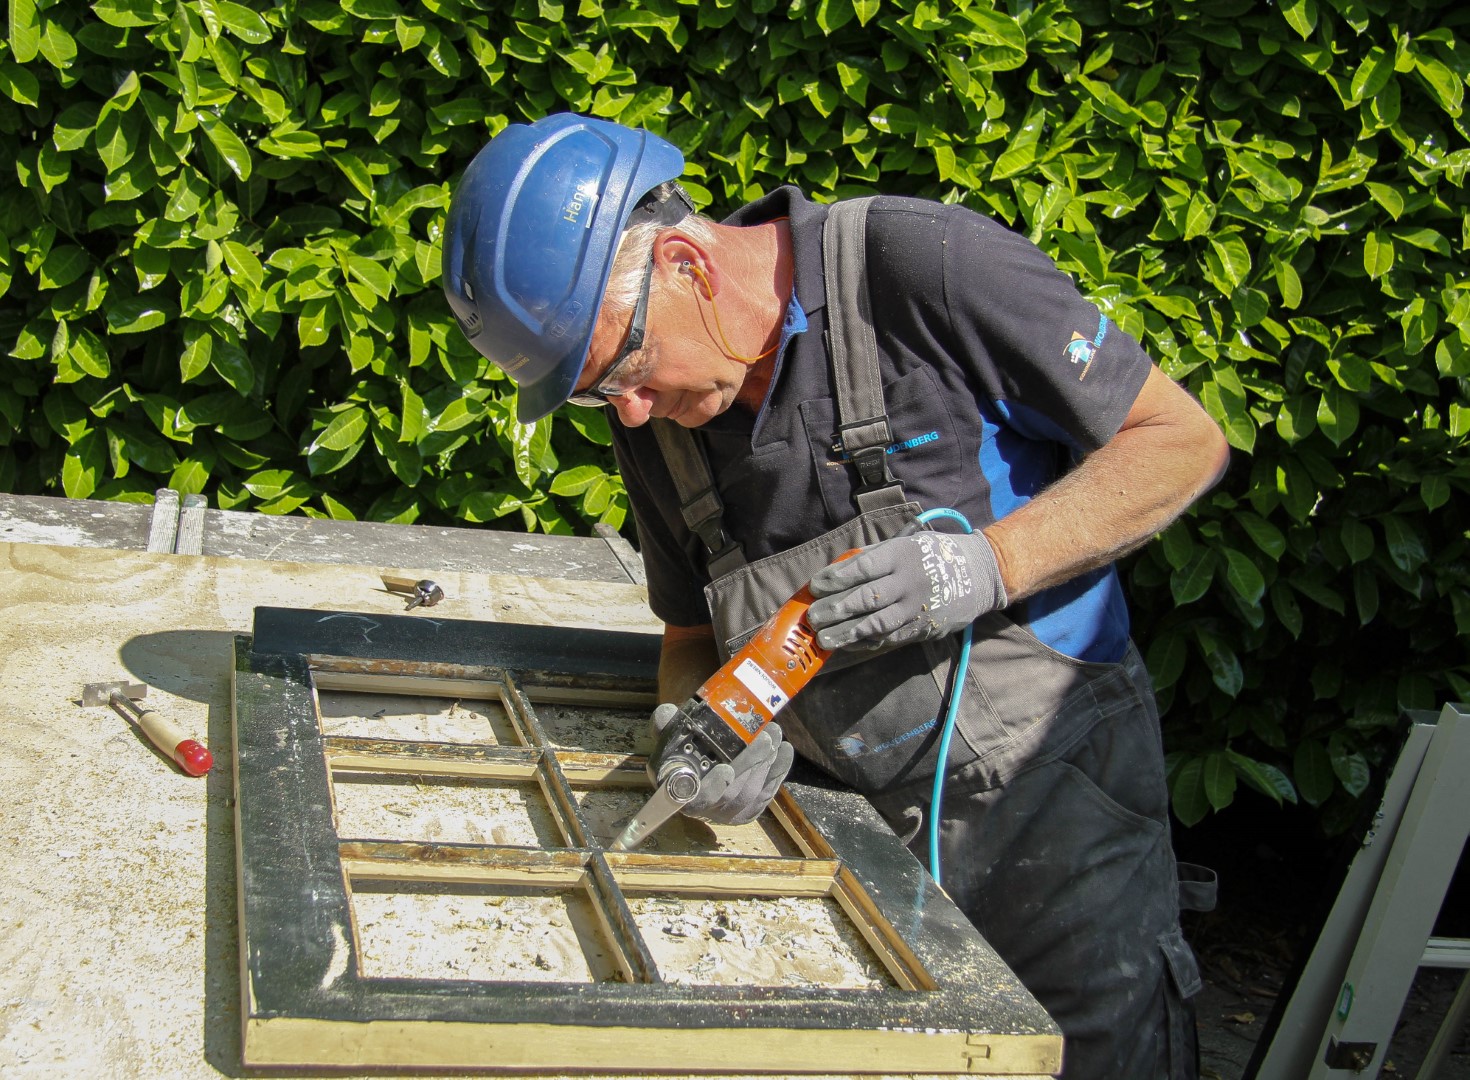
444;113;1230;1079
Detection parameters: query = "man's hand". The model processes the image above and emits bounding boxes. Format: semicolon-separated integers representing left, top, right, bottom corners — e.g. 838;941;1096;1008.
806;530;1007;651
648;703;794;825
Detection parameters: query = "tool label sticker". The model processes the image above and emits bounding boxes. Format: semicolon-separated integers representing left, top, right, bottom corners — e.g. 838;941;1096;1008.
734;659;788;716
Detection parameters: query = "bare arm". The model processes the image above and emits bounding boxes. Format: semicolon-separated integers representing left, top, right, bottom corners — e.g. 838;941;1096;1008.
984;364;1230;602
658;622;720;703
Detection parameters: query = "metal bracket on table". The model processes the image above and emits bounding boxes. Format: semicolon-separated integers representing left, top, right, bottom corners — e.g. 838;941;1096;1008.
147;488;207;555
594;522;646;585
146;489;645;581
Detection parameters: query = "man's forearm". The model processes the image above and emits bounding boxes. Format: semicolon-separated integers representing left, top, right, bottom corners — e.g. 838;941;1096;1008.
659;623;720;703
985;365;1229;602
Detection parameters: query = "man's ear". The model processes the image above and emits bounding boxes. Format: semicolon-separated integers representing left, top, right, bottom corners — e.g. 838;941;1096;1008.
654;232;716;297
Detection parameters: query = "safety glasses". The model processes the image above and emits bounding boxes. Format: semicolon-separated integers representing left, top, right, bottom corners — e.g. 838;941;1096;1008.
568;254;655;407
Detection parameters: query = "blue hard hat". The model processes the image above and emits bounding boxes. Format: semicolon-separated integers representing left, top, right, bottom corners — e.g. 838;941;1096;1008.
442;113;691;422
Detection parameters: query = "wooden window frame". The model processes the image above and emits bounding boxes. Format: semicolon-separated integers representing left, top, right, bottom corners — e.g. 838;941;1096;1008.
232;606;1060;1075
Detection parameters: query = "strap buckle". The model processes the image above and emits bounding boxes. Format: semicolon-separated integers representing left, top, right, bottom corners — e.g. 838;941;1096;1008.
833;416;894;491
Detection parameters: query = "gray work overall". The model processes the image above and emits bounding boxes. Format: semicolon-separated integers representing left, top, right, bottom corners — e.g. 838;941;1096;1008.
651;200;1213;1080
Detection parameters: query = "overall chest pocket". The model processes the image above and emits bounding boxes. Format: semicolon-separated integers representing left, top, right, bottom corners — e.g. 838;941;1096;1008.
798;366;964;522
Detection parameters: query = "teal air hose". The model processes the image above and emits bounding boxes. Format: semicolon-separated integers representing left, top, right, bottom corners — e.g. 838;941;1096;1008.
913;507;976;889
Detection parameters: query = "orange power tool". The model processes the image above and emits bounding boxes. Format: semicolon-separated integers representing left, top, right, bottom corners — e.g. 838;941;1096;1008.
609;555;854;851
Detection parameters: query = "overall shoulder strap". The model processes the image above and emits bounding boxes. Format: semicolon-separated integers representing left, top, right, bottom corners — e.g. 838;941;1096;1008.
650;419;747;579
644;198;902;582
822;198;908;512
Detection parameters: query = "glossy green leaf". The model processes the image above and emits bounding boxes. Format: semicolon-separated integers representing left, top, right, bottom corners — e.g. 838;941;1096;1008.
1270;582;1304;639
196;113;253;180
1381;513;1427;574
1234;153;1294;203
9;0;40;63
210;341;255;394
1290;575;1345;616
815;0;855;35
1340;519;1374;563
1145;630;1188;690
243;468;303;500
1227;750;1298;806
370;419;423;485
1196;629;1244;697
1159;520;1195;570
346;255;393;299
106;297;174;334
1327;733;1370;798
336;153;375;202
1223;549;1265;606
1316;384;1360;446
1170;756;1209;827
0;60;41;107
1294;739;1335;807
342;0;404;18
259;129;324;158
1199;380;1256;453
1204;233;1251;295
1349;47;1394;104
459;490;529;523
170;457;211;496
1421;474;1450;512
309;407;368;453
1413;54;1464;114
297;299;337;348
1353;564;1379;625
92;0;165;27
221;241;264;290
1182;193;1216;241
61;429;106;499
549;464;605;496
180;330;212;382
1203;751;1237;812
1278;0;1316;39
68;330;111;379
1237;512;1286;559
39;246;91;290
1171;548;1217;606
216;0;272;43
1363;229;1394;279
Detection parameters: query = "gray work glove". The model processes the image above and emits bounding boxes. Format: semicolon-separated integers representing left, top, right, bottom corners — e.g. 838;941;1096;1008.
806;530;1008;651
648;703;795;826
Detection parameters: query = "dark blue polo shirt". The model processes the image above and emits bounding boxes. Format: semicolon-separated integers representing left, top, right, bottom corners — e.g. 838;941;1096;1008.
610;186;1152;663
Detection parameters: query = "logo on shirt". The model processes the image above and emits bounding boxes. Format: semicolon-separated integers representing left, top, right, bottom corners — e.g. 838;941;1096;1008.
834;717;938;759
1064;315;1110;381
828;430;940;465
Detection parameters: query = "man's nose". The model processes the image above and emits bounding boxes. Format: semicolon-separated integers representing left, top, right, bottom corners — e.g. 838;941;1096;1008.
610;390;652;427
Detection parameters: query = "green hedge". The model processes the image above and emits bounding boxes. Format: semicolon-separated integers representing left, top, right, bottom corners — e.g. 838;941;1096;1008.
3;0;1467;831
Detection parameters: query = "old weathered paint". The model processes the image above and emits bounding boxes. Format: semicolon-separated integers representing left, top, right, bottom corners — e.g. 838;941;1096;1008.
234;607;1063;1075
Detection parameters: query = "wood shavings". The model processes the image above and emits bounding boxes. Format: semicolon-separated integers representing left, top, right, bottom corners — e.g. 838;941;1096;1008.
317;689;515;743
352;885;619;984
331;773;563;847
626;895;893;989
533;702;651;753
574;786;802;857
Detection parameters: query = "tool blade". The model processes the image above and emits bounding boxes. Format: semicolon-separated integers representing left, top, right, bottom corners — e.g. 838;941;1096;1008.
81;681;148;707
609;766;700;852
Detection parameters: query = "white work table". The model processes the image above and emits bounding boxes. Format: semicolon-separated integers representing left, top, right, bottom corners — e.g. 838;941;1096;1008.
0;493;1056;1079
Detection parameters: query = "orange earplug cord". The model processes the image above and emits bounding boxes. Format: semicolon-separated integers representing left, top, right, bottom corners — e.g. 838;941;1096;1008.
683;261;780;365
